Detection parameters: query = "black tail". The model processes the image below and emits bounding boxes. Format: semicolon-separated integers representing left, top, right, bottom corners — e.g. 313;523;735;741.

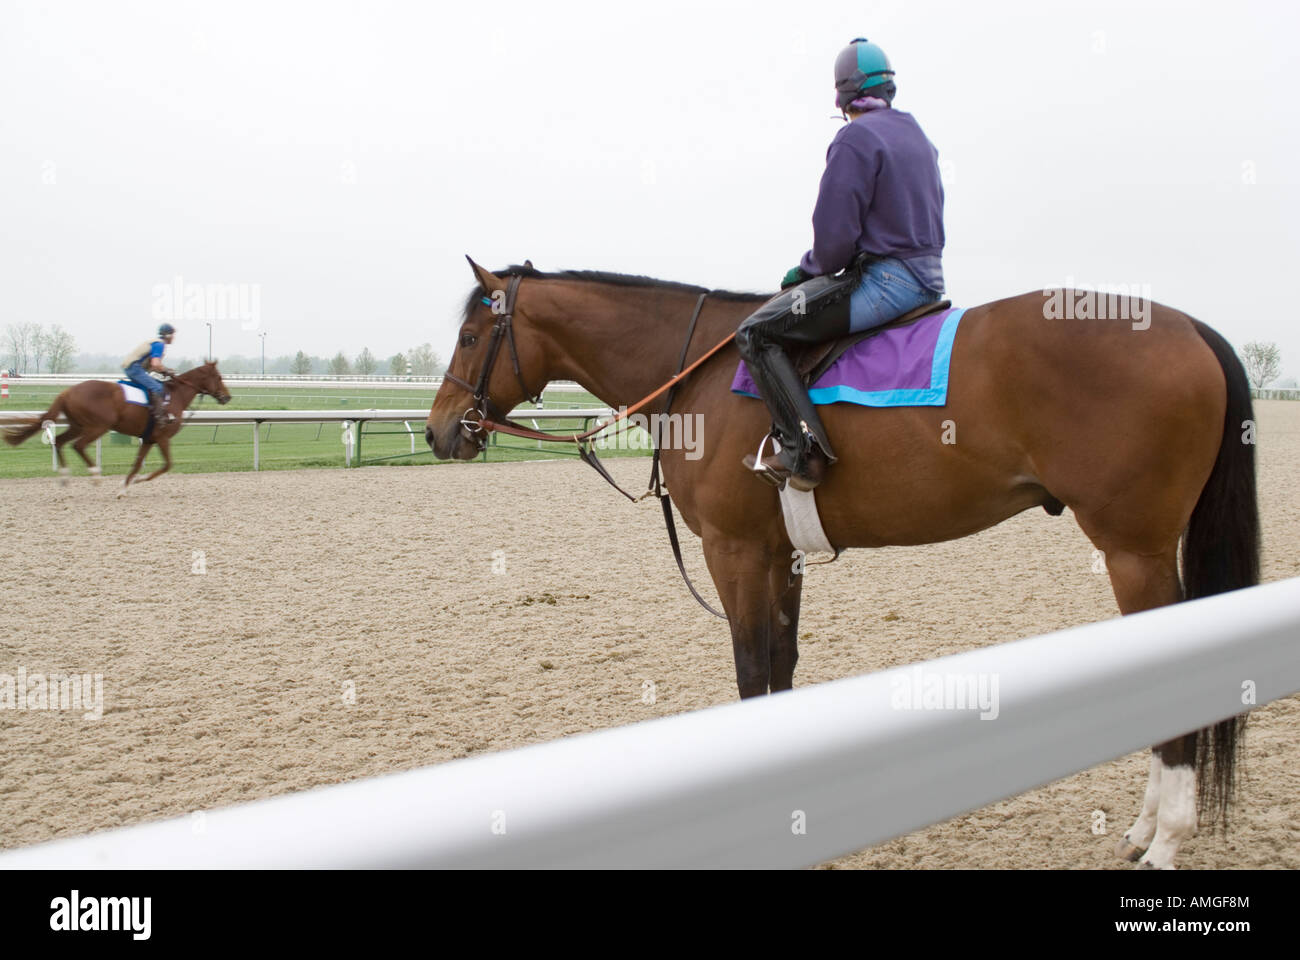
2;394;63;446
1183;320;1260;829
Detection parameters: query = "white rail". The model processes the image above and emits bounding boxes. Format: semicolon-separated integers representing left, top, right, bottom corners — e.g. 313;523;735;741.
0;408;614;470
0;374;588;392
2;577;1296;869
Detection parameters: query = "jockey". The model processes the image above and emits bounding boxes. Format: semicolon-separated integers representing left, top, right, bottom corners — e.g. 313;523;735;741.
738;37;946;491
122;323;178;428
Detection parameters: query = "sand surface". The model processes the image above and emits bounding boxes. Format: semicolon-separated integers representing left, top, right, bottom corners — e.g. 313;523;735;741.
2;401;1297;868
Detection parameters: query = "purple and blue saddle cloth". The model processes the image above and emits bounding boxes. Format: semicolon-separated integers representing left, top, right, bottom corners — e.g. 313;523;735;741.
731;306;965;407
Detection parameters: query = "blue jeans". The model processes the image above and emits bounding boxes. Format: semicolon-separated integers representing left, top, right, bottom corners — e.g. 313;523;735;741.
124;363;163;398
848;257;942;333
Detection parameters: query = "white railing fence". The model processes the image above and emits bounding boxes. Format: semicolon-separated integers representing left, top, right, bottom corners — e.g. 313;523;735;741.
0;374;588;392
0;408;614;470
2;577;1296;869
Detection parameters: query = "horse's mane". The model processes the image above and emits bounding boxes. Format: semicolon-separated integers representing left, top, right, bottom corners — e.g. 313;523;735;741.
460;263;771;324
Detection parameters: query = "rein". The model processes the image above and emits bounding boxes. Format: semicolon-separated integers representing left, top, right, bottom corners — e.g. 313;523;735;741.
447;277;730;618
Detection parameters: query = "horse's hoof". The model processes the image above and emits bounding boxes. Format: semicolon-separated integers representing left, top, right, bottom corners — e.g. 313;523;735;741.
1114;837;1146;862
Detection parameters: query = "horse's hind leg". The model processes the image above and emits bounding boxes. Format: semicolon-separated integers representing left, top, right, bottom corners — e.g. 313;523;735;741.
1099;546;1196;869
72;428;107;482
53;425;80;485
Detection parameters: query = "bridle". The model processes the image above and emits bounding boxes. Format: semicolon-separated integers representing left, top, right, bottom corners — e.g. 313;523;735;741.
165;370;231;418
441;274;541;450
438;272;735;618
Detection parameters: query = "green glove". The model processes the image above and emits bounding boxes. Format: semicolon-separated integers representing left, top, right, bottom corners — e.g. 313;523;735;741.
781;265;811;289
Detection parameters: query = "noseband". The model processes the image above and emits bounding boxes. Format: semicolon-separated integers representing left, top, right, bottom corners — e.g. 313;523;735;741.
442;274;542;445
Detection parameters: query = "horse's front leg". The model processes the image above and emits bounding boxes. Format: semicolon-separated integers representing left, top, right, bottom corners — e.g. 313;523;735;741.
768;547;804;692
118;442;151;497
702;534;779;698
140;438;172;482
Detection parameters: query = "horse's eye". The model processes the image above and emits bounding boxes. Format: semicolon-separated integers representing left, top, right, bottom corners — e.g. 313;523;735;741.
460;333;478;348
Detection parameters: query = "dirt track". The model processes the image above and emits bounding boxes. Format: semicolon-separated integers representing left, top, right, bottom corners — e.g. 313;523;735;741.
2;401;1297;868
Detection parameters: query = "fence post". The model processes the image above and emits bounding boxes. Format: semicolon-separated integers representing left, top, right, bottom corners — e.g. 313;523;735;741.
253;422;260;471
41;421;57;471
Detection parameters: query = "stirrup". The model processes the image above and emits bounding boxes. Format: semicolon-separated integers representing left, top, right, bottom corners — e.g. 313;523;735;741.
743;433;789;489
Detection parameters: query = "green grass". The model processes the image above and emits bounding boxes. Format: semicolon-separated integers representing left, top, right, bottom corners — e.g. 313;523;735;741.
0;383;645;480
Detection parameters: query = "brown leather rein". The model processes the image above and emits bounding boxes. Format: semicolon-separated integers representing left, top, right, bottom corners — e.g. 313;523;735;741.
442;275;730;618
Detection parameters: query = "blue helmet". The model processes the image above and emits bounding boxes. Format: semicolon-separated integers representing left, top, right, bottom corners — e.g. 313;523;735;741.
158;323;175;337
834;38;895;110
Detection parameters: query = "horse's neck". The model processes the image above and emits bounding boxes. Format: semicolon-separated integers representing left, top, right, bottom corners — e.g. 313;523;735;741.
168;381;198;411
545;287;751;412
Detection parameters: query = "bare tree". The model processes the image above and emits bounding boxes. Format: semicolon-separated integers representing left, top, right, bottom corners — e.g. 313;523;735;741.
328;351;352;376
4;323;29;372
1241;341;1282;389
26;322;46;373
388;351;408;376
291;351;312;375
408;342;439;377
355;347;377;375
42;325;77;373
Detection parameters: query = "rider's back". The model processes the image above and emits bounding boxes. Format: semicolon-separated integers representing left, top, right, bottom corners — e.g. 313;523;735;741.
803;108;945;279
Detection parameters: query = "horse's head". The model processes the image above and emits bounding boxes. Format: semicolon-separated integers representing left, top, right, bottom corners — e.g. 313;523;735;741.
425;257;549;460
180;362;232;405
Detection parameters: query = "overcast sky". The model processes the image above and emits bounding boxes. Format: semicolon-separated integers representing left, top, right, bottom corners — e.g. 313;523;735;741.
1;0;1296;375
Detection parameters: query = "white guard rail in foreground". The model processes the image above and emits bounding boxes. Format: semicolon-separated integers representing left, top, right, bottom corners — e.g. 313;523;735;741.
2;578;1297;869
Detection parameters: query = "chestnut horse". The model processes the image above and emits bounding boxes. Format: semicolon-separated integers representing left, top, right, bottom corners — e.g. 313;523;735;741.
425;260;1258;869
3;362;231;494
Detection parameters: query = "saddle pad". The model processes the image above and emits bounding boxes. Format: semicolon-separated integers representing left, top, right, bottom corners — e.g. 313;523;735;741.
117;381;149;406
731;307;965;407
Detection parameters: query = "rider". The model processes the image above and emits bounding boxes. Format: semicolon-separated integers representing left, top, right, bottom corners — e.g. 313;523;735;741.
737;37;946;491
123;323;178;428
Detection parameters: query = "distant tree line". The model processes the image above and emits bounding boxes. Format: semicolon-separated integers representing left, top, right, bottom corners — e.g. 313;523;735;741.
3;322;77;373
289;343;444;377
42;344;446;377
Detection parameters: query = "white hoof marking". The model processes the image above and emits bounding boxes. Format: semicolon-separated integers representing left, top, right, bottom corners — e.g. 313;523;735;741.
1118;753;1162;858
1137;763;1196;870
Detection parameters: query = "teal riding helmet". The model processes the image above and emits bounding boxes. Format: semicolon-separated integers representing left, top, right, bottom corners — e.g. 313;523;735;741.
833;37;895;110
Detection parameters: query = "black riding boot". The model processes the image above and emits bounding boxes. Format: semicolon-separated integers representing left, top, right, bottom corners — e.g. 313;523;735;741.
735;274;855;490
150;394;172;429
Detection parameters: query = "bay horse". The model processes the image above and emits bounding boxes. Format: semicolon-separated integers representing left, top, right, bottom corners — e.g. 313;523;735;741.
3;362;231;494
425;259;1259;869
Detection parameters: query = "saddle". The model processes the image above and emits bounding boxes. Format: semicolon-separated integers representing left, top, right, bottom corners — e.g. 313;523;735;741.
792;299;952;385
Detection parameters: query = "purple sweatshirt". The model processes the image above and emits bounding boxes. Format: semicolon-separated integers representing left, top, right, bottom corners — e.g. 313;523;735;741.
799;106;945;292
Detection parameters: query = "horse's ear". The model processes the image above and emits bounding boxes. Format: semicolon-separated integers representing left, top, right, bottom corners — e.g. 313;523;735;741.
466;255;506;295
